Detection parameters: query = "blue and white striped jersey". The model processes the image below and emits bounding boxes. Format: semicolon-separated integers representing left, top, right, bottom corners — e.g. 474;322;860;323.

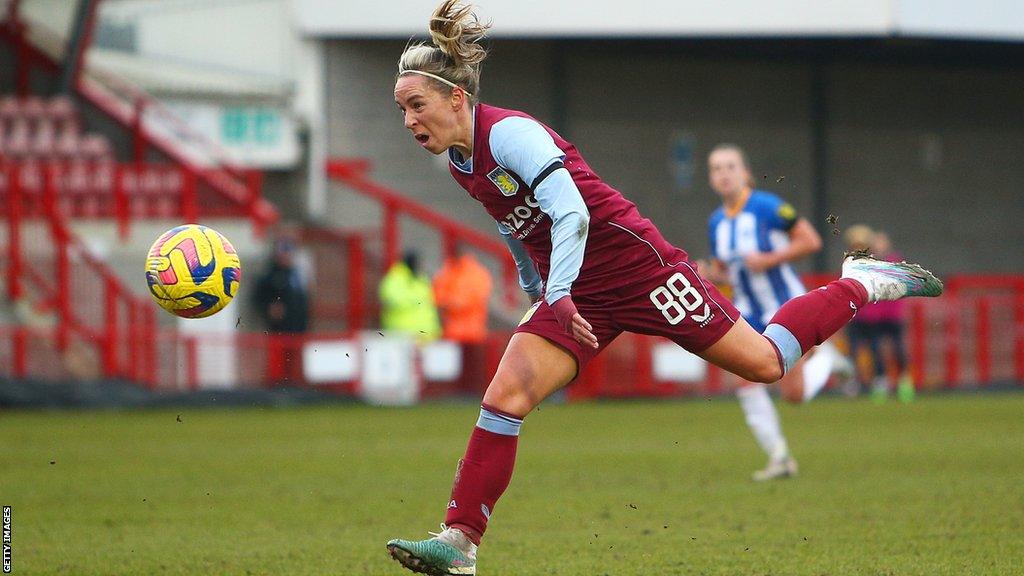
708;190;806;332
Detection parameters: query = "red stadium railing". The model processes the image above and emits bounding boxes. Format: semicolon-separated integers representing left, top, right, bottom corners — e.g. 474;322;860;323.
75;73;278;234
299;225;372;331
2;164;159;386
0;7;276;389
0;161;269;235
326;158;521;315
4;274;1020;395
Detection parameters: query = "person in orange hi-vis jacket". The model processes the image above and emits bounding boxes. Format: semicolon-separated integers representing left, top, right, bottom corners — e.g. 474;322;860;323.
434;246;494;393
433;246;493;344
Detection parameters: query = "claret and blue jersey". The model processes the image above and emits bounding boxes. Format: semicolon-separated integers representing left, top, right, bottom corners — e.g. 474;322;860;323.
447;103;684;307
708;191;806;332
444;102;741;365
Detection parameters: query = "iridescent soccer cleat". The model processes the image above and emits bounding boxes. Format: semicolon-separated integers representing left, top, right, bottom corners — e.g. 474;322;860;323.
387;525;477;575
841;250;944;303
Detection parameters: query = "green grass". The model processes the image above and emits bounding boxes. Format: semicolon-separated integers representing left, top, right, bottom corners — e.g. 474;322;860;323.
2;394;1023;575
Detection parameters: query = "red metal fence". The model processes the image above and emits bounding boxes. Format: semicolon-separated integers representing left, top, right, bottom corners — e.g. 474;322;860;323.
3;283;1020;397
0;161;267;237
2;164;158;385
327;158;522;316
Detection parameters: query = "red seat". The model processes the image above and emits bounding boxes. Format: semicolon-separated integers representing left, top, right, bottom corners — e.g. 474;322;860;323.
3;119;31;157
79;134;112;160
30;119;56;157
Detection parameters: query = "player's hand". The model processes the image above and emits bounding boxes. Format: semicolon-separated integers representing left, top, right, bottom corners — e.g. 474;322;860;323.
550;296;598;349
744;252;777;273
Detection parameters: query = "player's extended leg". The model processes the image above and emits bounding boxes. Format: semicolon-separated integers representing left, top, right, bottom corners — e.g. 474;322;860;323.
704;253;942;387
705;259;932;479
387;332;577;576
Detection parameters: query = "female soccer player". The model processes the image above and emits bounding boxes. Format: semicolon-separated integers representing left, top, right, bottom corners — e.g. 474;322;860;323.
387;2;942;573
701;143;849;480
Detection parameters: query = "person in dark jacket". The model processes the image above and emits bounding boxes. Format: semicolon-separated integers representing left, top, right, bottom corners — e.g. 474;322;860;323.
252;234;310;385
253;235;309;334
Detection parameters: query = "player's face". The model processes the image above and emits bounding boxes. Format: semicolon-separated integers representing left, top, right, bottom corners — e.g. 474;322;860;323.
708;149;751;199
394;75;461;155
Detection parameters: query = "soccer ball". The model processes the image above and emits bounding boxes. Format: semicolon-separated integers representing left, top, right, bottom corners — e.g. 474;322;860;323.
145;224;242;318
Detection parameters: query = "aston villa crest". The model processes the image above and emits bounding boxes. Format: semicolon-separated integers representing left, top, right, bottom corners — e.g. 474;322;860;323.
487;167;519;196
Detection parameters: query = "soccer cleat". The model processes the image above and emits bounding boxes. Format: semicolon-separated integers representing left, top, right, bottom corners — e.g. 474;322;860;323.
752;456;799;482
387;524;477;575
841;250;944;303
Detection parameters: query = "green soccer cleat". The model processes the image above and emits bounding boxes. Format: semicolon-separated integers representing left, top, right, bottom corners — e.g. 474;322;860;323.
897;374;916;403
841;250;944;302
387;525;477;575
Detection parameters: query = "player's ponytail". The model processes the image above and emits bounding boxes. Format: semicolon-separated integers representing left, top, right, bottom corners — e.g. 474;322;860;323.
429;0;489;67
397;0;490;101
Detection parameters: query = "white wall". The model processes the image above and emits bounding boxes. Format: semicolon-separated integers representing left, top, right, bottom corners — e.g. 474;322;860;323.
296;0;1024;41
296;0;892;37
896;0;1024;41
101;0;294;77
19;0;77;38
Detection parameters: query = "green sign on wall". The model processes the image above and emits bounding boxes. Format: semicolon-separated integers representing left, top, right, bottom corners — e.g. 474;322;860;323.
221;108;282;146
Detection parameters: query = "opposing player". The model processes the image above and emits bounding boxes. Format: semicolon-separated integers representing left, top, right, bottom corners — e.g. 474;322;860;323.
387;2;943;573
701;143;849;480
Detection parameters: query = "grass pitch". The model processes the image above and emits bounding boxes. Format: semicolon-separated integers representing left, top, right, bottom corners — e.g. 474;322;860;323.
3;393;1023;575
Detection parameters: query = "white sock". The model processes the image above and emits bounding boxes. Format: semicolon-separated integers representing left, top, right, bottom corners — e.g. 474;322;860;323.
801;342;836;402
736;384;788;460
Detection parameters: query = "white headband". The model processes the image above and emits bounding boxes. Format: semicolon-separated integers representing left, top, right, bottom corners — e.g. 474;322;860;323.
400;69;474;99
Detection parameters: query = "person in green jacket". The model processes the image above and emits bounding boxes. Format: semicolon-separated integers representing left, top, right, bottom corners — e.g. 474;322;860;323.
379;250;442;343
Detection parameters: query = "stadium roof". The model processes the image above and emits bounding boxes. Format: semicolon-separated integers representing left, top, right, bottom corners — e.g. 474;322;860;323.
87;48;294;104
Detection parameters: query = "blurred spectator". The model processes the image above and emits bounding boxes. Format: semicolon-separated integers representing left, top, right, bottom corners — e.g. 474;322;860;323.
252;234;310;333
433;246;492;343
433;246;493;392
252;233;310;385
379;250;442;343
843;226;913;403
